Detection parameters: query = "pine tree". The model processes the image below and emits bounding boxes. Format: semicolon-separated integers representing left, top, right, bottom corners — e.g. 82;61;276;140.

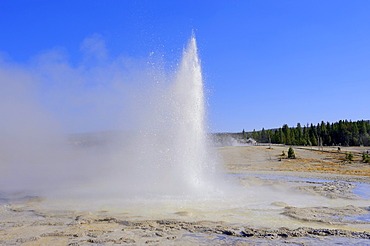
297;123;303;145
282;124;290;145
288;147;295;158
261;128;267;142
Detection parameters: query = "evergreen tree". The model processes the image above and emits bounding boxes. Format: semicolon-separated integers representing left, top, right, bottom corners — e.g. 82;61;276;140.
261;128;267;142
309;124;318;146
297;123;303;145
288;147;295;158
303;126;309;145
272;129;280;143
245;119;370;146
252;129;258;140
279;128;285;145
282;124;290;145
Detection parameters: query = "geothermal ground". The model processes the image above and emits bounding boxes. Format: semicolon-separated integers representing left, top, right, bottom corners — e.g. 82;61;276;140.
1;145;370;245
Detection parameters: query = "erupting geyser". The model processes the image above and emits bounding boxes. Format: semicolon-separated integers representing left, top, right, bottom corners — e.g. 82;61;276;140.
0;35;223;202
72;35;222;199
164;35;214;193
123;35;220;197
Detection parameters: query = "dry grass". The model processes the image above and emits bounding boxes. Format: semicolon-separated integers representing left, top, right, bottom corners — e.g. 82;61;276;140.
277;148;370;176
219;145;370;177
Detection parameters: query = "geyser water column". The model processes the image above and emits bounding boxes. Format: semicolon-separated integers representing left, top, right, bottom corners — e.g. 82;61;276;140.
107;35;221;198
170;35;212;193
140;35;219;196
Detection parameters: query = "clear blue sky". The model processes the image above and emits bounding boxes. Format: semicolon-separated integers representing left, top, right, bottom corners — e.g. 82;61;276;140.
1;0;369;133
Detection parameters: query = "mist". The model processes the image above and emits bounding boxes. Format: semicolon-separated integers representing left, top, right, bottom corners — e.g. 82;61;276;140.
0;35;226;200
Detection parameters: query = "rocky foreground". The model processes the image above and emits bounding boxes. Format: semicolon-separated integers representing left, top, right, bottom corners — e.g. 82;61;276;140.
1;145;369;245
1;200;369;245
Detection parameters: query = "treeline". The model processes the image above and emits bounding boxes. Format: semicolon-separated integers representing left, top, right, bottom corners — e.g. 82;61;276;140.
245;120;370;146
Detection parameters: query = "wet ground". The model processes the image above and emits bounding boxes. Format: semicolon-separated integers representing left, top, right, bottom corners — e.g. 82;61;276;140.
0;145;369;245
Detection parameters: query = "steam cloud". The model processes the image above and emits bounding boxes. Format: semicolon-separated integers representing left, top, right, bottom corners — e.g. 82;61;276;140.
0;35;222;199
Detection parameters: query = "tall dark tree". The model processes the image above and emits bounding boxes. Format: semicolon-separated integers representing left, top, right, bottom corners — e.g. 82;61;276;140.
282;124;290;145
296;123;303;145
245;119;370;146
261;128;267;142
242;129;247;140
